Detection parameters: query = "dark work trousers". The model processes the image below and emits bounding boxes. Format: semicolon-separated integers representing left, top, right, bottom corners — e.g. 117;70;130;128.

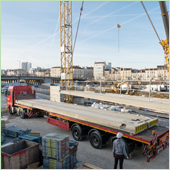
114;154;124;169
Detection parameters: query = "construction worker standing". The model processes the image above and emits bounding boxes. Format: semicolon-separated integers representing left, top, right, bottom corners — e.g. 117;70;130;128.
113;132;129;169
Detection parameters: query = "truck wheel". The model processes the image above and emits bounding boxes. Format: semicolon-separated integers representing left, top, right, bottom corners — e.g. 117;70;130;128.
121;138;132;155
72;126;83;141
8;106;14;115
89;131;102;149
19;110;26;119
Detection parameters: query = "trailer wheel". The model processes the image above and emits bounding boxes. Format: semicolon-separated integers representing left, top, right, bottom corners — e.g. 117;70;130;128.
89;131;102;149
19;109;26;119
8;106;14;115
121;138;133;155
72;126;83;141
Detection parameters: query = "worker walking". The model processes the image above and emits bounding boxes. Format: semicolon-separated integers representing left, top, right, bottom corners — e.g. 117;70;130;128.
113;132;129;169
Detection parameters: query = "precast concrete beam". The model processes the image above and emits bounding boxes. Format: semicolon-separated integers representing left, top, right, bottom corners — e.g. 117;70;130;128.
60;90;169;114
16;99;158;135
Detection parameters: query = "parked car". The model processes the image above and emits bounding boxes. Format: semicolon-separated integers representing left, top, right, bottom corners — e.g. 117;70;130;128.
1;86;9;93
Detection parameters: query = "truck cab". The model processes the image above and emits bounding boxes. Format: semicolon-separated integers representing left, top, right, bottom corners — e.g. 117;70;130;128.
6;85;36;115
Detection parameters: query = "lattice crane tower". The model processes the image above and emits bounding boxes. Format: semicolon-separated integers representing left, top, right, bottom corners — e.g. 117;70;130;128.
60;1;73;103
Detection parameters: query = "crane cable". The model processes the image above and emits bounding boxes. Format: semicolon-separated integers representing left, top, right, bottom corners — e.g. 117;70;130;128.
72;1;84;57
140;1;163;47
117;2;121;52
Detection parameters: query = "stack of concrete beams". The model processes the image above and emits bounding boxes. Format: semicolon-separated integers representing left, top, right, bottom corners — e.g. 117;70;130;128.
16;99;158;135
50;86;84;105
50;86;64;102
42;133;78;169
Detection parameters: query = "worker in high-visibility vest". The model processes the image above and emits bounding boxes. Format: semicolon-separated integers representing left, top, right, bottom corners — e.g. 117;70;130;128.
112;132;129;169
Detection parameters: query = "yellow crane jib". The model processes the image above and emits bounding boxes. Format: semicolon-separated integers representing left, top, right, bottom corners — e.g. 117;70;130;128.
159;39;169;72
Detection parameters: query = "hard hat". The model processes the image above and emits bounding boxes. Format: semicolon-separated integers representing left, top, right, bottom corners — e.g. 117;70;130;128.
117;132;123;139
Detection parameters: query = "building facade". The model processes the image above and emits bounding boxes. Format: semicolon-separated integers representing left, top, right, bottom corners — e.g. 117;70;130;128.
105;69;111;80
36;69;50;77
6;69;27;76
50;66;93;80
93;62;105;80
50;67;61;77
157;65;168;80
93;62;111;80
22;62;32;71
73;66;84;79
83;67;93;80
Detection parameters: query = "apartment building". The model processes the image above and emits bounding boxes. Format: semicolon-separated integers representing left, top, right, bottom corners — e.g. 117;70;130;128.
28;67;42;75
137;69;146;80
36;69;50;77
51;67;61;77
50;66;93;80
93;62;111;80
109;64;168;81
73;66;84;79
1;69;7;76
145;68;157;80
105;69;111;80
83;66;93;80
6;69;27;76
22;62;32;71
157;65;168;80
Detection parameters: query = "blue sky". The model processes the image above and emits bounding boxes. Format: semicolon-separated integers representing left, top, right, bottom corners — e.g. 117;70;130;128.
1;1;169;70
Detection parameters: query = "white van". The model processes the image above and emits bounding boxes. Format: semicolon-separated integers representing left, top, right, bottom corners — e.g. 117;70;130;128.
141;84;166;92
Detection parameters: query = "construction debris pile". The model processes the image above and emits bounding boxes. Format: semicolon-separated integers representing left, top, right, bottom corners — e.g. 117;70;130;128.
42;133;78;169
91;102;132;113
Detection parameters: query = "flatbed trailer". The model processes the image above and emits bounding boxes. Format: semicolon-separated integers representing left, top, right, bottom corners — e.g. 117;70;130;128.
6;86;169;162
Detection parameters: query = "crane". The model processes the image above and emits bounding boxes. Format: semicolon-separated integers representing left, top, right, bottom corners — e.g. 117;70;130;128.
60;1;74;103
159;1;169;72
141;1;169;72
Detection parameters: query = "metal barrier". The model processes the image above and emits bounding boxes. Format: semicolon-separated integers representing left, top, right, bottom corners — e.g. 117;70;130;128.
33;79;169;102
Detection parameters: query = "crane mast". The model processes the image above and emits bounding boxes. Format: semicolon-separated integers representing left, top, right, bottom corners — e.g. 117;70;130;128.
159;1;169;72
60;1;74;102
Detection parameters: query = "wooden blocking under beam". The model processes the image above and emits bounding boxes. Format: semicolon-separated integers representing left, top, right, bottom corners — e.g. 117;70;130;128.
78;162;102;169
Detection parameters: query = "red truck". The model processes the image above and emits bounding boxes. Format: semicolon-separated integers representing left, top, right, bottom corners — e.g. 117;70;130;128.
6;85;169;162
6;85;36;118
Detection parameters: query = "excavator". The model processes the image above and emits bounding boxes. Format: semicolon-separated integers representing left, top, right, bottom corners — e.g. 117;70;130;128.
112;82;131;95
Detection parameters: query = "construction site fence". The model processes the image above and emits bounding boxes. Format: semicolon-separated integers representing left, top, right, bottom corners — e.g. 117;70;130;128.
33;80;169;101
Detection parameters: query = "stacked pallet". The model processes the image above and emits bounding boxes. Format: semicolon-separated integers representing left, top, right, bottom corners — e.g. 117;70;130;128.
42;133;78;169
69;140;79;168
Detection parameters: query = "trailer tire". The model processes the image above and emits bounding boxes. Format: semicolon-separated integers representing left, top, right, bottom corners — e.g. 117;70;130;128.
89;131;102;149
8;106;14;115
19;110;26;119
121;138;131;155
72;126;83;141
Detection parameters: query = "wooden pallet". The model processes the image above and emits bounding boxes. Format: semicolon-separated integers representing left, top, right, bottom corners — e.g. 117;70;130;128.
78;162;101;169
